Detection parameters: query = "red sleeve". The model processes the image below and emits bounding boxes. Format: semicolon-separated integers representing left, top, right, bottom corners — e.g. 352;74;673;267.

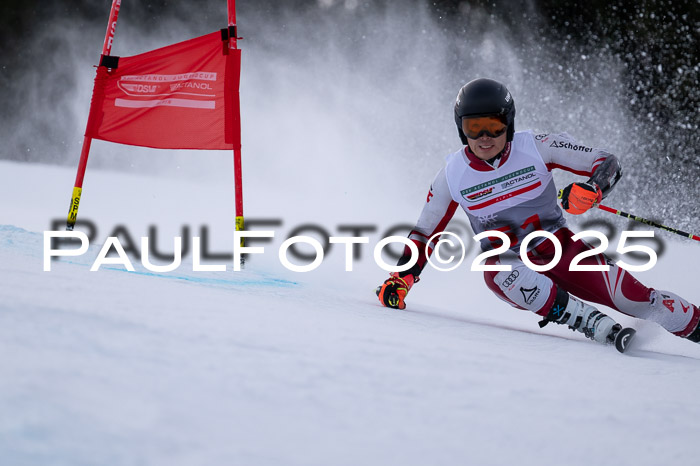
397;168;459;277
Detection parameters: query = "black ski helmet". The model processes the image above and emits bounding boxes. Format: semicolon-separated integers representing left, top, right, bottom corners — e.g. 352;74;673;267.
454;78;516;144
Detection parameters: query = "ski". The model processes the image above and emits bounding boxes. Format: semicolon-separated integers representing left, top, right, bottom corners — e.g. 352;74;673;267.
614;327;636;353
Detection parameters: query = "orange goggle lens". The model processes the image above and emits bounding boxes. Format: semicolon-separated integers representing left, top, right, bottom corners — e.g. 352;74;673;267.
462;116;507;139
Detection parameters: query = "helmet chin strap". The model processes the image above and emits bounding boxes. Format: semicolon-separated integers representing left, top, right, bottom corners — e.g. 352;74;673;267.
467;141;508;165
484;152;502;166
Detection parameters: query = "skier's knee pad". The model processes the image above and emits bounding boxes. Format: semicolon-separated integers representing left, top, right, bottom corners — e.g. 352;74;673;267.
492;261;555;314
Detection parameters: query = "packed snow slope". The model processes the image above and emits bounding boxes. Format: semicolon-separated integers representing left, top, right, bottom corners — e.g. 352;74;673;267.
1;159;700;466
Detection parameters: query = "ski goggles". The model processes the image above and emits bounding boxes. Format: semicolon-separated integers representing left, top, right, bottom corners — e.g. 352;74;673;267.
462;116;507;139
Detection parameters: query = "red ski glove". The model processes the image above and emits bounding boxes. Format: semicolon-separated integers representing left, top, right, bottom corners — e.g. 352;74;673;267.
559;182;602;215
376;273;417;310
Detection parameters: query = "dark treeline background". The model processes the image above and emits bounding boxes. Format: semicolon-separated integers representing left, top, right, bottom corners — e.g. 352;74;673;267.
0;0;697;168
1;0;696;162
0;0;697;233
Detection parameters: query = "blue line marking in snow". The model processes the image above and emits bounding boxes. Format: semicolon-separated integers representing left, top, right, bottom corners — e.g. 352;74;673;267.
101;266;299;288
0;225;298;288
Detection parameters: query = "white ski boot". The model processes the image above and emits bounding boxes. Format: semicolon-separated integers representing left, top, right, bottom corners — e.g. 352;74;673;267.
540;289;621;344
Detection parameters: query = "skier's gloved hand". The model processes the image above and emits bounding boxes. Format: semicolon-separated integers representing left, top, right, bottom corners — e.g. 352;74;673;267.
559;182;602;215
376;273;417;310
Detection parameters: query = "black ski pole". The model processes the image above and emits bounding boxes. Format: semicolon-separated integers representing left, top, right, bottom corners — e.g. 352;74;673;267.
597;204;700;242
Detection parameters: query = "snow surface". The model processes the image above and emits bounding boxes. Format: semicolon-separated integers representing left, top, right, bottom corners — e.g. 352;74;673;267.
1;159;700;466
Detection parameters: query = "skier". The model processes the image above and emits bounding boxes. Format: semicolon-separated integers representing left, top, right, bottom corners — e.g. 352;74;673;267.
376;78;700;348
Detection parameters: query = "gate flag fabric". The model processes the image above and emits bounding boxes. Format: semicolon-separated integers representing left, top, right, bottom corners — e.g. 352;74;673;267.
85;31;241;150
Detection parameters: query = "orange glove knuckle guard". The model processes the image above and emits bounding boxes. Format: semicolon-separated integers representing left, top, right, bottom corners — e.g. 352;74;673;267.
376;274;415;310
562;183;602;215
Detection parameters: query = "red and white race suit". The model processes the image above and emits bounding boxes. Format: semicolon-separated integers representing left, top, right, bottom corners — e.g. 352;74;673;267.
399;130;700;337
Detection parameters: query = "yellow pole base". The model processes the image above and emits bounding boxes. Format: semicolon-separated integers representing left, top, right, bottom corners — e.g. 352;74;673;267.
66;187;82;230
